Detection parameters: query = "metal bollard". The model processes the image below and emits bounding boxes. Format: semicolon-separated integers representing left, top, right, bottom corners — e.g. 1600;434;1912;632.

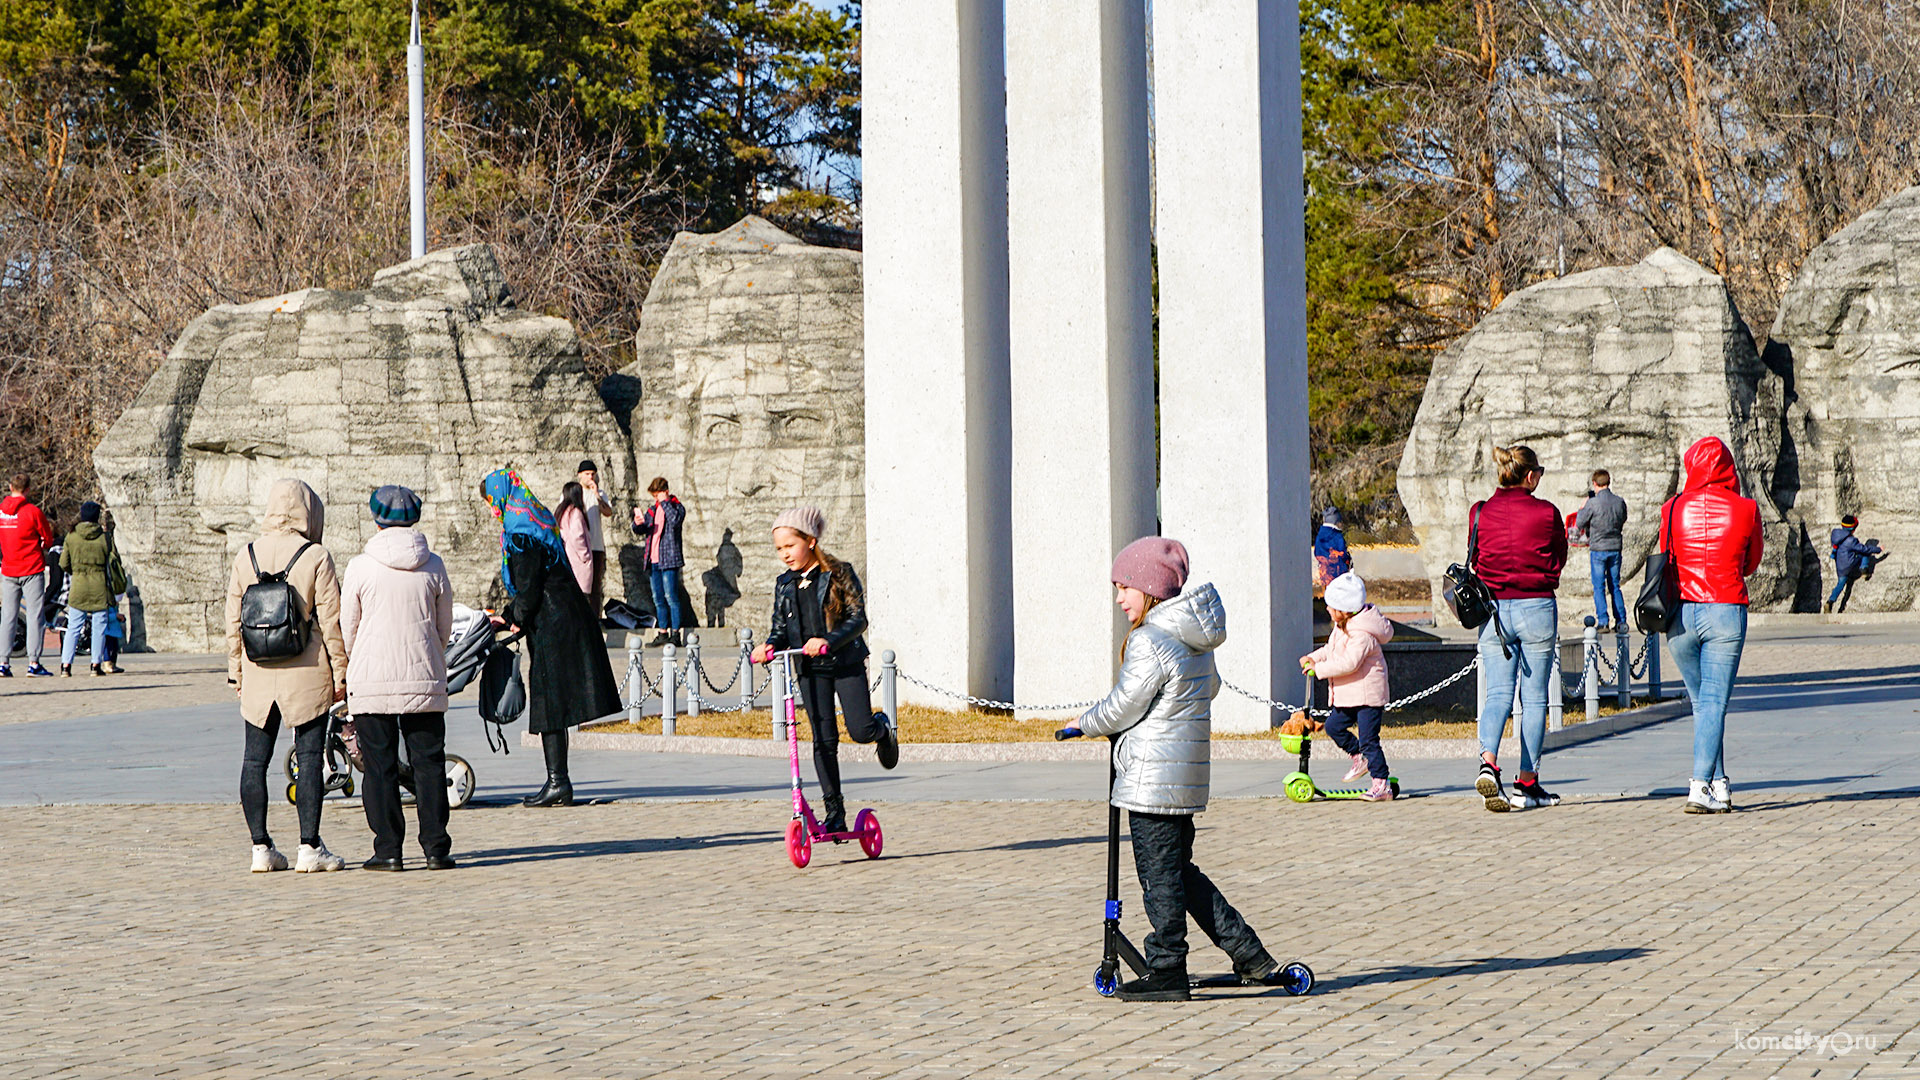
1583;622;1600;723
882;650;899;730
1547;636;1563;732
626;647;644;726
737;628;755;711
1615;628;1631;709
772;656;787;742
1648;633;1662;701
1476;652;1487;718
661;643;678;737
687;633;701;718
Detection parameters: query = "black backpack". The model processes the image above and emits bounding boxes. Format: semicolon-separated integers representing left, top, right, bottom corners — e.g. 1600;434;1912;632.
240;542;315;662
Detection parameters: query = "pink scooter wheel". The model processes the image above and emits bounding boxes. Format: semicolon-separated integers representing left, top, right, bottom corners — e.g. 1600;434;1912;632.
855;808;883;859
786;817;812;868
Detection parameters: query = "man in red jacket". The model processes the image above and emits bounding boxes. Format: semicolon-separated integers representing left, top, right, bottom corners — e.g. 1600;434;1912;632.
0;474;56;677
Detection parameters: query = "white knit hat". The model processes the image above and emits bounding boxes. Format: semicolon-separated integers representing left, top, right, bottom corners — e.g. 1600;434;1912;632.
772;506;826;540
1323;572;1367;614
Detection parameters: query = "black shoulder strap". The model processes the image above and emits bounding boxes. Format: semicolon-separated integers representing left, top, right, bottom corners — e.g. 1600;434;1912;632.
1468;501;1486;571
247;543;263;580
279;541;316;578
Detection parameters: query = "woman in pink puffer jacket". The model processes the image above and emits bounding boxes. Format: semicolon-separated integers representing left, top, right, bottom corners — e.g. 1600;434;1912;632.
1300;573;1396;800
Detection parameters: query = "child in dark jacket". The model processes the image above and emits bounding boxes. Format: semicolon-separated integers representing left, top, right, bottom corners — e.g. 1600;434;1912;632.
1313;508;1352;587
1826;515;1886;613
752;506;897;833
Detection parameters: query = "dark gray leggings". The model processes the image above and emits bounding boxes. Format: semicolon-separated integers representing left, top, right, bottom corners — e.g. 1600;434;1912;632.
241;706;326;849
797;671;879;803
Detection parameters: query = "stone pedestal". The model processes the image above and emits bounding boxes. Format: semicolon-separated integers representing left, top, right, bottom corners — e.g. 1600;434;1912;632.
1005;0;1156;716
1152;0;1313;731
862;0;1013;703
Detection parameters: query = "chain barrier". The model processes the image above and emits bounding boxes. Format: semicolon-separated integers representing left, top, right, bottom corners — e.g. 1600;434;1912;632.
895;670;1101;713
686;667;771;715
692;653;744;696
1629;634;1655;679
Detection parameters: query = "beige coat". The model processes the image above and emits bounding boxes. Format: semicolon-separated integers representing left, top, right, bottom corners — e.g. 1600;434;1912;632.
341;526;454;715
225;480;349;728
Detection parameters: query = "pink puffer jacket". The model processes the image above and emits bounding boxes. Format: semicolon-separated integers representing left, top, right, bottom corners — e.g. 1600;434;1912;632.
1306;605;1394;708
341;527;455;715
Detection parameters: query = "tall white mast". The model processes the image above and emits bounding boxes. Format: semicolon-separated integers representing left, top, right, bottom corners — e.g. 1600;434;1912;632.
408;0;426;258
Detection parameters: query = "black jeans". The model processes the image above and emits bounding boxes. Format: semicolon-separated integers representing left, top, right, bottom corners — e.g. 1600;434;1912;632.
357;711;451;860
1324;704;1389;780
241;706;325;849
1128;811;1271;974
797;670;879;803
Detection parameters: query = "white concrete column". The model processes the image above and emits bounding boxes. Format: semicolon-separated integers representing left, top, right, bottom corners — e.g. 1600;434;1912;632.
1006;0;1157;716
863;0;1013;704
1154;0;1313;731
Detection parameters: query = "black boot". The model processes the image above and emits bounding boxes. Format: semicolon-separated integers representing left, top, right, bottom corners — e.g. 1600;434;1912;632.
523;731;574;807
821;793;847;835
671;629;685;648
1116;968;1191;1002
874;711;899;770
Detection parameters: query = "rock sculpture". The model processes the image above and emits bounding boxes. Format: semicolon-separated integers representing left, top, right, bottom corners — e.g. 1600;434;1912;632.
94;245;631;650
1399;247;1802;620
625;216;864;634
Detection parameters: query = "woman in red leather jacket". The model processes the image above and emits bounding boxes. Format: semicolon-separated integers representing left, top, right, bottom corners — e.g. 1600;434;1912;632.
1658;436;1763;814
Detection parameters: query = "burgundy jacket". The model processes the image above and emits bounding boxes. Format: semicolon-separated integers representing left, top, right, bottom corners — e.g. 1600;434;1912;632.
1659;437;1763;605
1471;486;1568;599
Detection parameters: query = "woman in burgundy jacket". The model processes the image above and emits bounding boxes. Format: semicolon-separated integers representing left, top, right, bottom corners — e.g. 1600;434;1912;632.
1658;436;1763;813
1471;445;1568;813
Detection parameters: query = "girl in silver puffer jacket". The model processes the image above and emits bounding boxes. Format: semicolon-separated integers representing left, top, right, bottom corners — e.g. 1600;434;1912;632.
1071;537;1283;1002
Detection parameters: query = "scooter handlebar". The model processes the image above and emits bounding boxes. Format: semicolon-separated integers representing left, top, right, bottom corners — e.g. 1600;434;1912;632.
1054;727;1083;740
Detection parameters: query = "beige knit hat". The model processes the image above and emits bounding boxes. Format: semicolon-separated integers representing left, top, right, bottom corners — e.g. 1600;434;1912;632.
772;506;826;540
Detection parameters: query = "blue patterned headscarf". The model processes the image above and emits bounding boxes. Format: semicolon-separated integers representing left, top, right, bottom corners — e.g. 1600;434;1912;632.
481;468;567;595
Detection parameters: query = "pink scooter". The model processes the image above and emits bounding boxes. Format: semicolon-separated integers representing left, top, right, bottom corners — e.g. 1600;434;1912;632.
764;647;883;868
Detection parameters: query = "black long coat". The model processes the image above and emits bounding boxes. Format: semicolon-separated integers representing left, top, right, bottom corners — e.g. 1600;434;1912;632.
507;548;623;733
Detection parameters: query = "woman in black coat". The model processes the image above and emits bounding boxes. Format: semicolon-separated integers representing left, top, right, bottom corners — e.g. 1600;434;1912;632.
482;468;622;806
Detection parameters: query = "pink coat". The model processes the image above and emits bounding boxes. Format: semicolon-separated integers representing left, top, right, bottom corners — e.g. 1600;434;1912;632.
341;527;454;715
1307;605;1394;707
557;504;594;595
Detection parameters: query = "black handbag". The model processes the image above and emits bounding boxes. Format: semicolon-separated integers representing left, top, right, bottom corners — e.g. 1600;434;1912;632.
1634;495;1684;634
1442;501;1511;659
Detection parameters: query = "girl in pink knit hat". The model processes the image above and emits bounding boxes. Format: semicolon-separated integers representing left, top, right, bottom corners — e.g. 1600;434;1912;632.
751;507;898;835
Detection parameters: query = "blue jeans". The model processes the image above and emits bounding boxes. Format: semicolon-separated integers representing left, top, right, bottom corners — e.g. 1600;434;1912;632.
61;607;109;667
1667;602;1746;782
648;566;685;631
1477;597;1557;774
1590;551;1626;628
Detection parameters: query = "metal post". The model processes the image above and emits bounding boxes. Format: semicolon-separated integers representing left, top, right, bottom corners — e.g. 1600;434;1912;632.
737;628;754;711
686;633;702;718
772;654;787;742
1548;635;1563;732
407;2;426;259
1615;628;1631;709
1648;632;1662;701
1476;651;1486;718
661;643;678;737
882;649;899;727
1584;622;1600;724
625;647;643;726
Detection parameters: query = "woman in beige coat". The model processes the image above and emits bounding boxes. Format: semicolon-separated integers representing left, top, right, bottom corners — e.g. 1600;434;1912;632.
225;479;350;874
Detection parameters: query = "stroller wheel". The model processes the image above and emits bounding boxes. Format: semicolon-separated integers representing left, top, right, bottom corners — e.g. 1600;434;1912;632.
341;774;355;798
285;782;298;805
445;754;476;809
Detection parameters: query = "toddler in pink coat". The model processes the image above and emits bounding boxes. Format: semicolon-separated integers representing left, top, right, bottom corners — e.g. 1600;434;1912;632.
1300;573;1395;800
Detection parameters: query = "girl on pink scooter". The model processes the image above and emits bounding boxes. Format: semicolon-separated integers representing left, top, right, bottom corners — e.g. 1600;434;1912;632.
751;507;898;834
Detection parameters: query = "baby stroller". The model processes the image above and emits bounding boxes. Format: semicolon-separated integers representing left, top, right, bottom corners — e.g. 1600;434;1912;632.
284;702;477;810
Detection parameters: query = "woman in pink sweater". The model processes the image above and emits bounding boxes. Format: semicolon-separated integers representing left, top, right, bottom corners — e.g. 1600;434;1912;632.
1299;573;1395;800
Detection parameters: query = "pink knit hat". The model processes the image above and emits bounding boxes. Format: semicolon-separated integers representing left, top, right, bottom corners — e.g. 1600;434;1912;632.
1111;537;1190;600
772;506;826;540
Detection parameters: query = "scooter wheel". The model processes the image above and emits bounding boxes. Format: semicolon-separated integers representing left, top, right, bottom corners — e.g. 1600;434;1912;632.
340;774;355;798
1389;780;1400;798
1094;965;1119;997
1283;772;1316;803
855;808;883;859
1279;961;1314;996
786;817;812;868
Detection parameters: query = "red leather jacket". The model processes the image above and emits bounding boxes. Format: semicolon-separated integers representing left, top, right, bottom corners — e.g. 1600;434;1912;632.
1659;437;1763;605
1472;486;1567;599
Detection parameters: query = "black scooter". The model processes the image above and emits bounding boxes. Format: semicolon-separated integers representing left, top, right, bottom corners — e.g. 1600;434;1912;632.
1057;727;1315;998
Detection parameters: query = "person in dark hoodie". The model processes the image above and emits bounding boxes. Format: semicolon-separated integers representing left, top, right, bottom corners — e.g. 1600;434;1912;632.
57;502;118;677
632;476;688;646
1825;515;1886;614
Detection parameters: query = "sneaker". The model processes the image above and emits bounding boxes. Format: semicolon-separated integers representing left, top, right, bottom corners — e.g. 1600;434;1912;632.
250;844;288;872
1364;777;1394;801
1115;968;1191;1002
1710;776;1732;812
25;664;53;677
295;843;346;872
874;711;899;770
1684;779;1727;814
1232;955;1279;985
1512;779;1561;809
1476;762;1509;813
0;665;10;677
1343;754;1368;782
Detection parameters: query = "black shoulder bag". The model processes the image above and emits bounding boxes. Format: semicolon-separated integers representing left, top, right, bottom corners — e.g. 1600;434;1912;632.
1634;496;1684;634
1442;501;1510;658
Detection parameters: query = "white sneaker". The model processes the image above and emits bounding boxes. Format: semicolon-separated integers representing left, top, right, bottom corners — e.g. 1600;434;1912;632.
250;844;288;873
1684;780;1727;814
1709;777;1732;812
295;843;346;872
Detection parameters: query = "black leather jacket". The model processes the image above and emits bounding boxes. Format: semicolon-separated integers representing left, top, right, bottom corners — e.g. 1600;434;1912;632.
765;562;870;676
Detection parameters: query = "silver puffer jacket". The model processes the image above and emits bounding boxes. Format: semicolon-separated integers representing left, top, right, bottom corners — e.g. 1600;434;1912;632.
1076;583;1226;815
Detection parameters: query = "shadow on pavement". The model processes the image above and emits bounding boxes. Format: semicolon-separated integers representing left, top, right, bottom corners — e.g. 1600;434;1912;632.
1311;946;1654;994
457;830;776;865
1735;663;1920;687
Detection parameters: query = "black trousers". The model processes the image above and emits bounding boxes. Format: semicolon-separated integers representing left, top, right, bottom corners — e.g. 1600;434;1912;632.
797;670;879;803
241;705;325;849
357;711;451;860
1128;811;1271;974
